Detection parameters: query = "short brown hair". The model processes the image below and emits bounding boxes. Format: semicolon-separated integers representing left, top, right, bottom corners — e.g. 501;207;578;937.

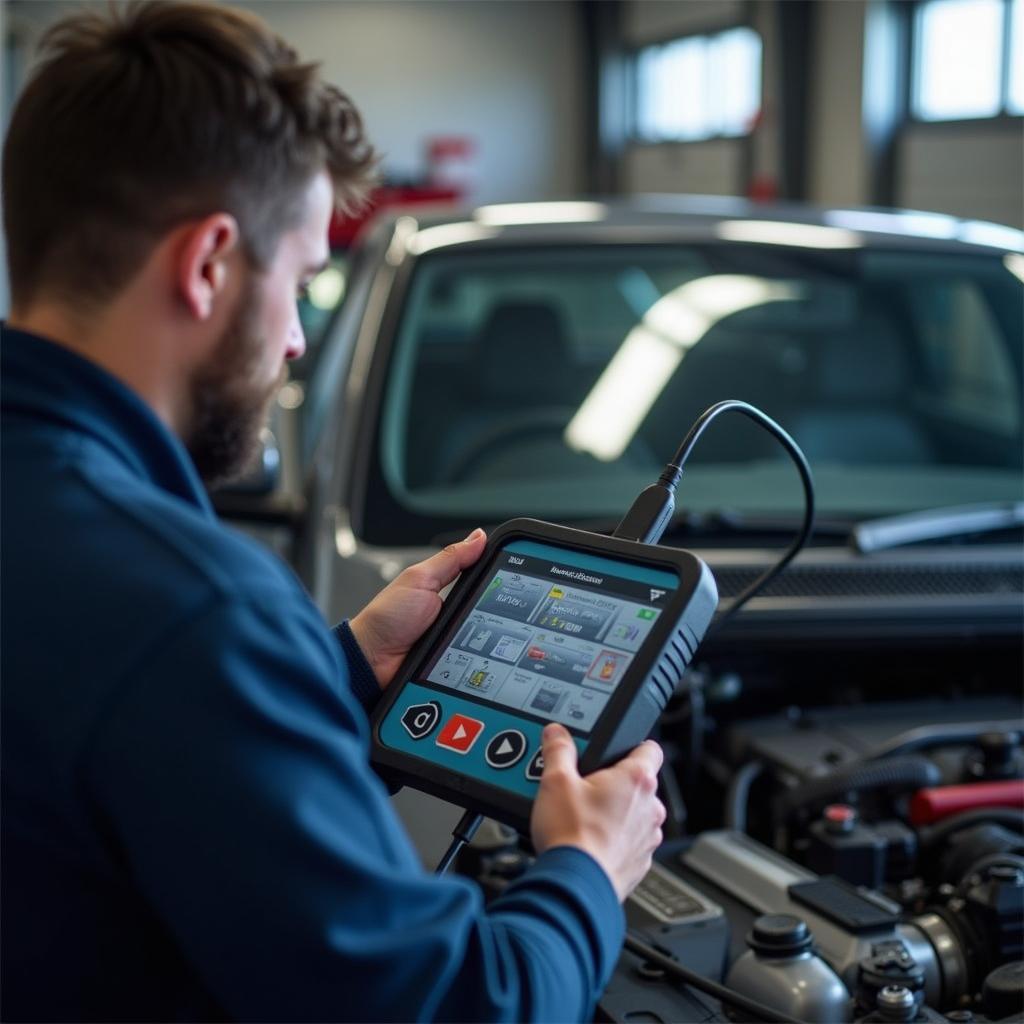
2;1;377;310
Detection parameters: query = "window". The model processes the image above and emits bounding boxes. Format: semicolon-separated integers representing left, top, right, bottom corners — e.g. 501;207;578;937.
913;0;1023;120
634;27;761;142
374;244;1022;531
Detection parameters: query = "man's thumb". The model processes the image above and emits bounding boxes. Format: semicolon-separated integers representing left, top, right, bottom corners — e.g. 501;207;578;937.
541;723;578;776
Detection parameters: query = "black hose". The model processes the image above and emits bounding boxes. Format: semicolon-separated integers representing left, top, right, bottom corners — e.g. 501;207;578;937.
725;760;764;832
919;807;1024;849
864;720;1024;760
774;756;942;822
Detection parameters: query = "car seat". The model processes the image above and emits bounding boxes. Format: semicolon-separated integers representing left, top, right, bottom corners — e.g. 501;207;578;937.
787;315;934;465
640;316;811;463
432;300;580;483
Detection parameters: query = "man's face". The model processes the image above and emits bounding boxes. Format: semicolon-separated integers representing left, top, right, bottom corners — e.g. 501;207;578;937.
185;171;333;486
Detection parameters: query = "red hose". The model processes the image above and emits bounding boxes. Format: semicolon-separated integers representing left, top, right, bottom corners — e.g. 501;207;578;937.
909;779;1024;825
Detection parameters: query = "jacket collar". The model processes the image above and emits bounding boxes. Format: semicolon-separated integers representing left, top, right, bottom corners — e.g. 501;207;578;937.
1;325;214;516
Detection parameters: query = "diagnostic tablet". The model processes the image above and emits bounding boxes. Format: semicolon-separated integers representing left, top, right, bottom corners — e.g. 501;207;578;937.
371;519;718;830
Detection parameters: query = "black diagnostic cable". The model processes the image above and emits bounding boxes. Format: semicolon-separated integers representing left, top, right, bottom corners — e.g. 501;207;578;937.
431;402;816;1024
624;932;808;1024
614;403;814;1021
435;401;812;873
612;399;815;635
435;809;484;875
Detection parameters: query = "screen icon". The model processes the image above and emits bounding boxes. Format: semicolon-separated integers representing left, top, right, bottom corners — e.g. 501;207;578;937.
401;701;441;740
649;589;666;601
436;714;484;754
525;749;545;781
586;650;626;685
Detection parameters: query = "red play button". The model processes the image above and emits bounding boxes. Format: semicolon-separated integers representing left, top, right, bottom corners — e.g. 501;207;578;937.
436;714;484;754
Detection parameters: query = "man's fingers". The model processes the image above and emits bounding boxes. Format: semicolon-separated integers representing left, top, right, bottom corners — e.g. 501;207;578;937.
406;528;486;592
625;739;664;777
541;723;578;778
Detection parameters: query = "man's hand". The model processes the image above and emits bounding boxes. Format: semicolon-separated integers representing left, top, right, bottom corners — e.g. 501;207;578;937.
349;528;487;690
530;724;666;902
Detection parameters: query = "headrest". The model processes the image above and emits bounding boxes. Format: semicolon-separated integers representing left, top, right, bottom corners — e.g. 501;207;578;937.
817;316;910;401
470;301;571;402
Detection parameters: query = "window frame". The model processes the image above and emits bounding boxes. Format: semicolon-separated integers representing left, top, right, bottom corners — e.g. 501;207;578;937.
628;21;764;145
908;0;1024;125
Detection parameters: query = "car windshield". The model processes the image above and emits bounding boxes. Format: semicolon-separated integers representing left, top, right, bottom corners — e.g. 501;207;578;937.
375;243;1023;535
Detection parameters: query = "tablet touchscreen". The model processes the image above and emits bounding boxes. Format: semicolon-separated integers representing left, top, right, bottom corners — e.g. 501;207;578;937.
420;538;680;736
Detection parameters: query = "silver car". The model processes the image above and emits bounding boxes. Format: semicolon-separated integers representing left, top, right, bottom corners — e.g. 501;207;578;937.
268;199;1022;641
213;196;1023;860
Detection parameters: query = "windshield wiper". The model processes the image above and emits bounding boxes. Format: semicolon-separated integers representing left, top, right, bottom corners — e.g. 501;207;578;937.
851;501;1024;554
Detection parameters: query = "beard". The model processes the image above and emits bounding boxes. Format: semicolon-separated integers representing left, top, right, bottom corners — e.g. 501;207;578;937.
184;274;286;488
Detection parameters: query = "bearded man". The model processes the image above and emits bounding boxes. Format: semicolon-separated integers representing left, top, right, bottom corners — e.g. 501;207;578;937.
0;4;665;1020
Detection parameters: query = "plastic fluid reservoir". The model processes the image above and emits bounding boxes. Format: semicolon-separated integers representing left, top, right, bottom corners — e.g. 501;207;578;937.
725;913;850;1023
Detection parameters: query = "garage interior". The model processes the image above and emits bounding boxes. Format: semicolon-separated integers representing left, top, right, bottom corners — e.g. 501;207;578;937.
1;2;1022;1023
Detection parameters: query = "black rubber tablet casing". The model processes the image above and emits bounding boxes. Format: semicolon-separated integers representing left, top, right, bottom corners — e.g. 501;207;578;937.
370;518;719;831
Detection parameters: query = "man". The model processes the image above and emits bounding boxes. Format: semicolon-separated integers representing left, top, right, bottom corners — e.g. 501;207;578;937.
0;3;666;1021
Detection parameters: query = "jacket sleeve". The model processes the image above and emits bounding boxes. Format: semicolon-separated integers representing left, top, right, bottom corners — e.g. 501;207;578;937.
331;619;382;715
83;591;623;1023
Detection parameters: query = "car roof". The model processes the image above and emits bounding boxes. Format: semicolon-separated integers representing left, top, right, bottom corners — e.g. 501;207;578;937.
373;195;1024;256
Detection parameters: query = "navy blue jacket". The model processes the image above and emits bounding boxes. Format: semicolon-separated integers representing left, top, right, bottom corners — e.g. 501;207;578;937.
0;326;623;1022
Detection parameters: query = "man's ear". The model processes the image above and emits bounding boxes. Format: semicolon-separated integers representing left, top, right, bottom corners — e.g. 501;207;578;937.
175;214;241;320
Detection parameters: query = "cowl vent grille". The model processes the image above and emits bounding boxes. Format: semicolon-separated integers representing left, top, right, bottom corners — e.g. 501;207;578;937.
712;564;1023;600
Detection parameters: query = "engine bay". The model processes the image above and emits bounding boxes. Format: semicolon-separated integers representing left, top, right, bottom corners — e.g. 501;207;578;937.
458;674;1023;1023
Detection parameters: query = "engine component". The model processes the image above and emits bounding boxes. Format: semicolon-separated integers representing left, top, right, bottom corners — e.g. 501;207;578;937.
455;818;525;900
856;941;926;1016
807;805;887;888
911;912;970;1009
624;861;730;979
964;732;1024;783
872;985;917;1022
910;863;1024;1008
875;821;918;883
910;780;1024;827
981;961;1024;1021
774;758;942;824
683;831;943;1005
960;864;1024;974
856;984;947;1022
933;824;1024;888
724;914;849;1023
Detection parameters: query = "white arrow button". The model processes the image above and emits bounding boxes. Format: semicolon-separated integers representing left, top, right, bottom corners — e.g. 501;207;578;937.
485;729;527;769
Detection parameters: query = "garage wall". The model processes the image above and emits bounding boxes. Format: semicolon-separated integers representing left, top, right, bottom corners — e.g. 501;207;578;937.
624;139;744;194
806;0;870;210
3;0;583;205
898;124;1023;228
234;1;584;206
0;0;586;315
